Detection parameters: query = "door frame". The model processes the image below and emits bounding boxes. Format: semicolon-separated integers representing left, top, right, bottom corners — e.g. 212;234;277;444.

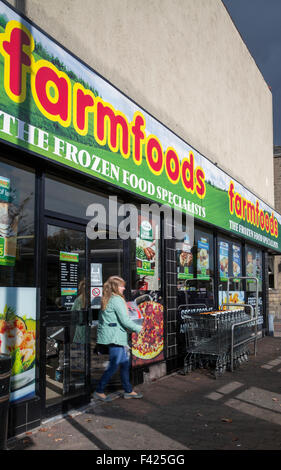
40;215;91;418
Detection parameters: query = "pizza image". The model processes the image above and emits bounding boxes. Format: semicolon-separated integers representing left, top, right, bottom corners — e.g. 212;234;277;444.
132;301;164;360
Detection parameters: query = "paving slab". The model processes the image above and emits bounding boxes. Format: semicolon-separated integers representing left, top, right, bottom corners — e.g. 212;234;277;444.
6;336;281;451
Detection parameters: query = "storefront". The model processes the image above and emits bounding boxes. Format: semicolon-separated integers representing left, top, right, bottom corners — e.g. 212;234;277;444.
0;2;280;436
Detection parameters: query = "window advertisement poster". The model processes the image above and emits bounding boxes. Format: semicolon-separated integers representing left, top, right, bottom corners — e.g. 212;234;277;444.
0;176;18;267
131;292;164;367
219;241;229;281
59;251;79;309
177;234;193;280
197;237;210;279
91;263;103;286
136;219;156;277
135;216;160;291
232;244;241;278
246;247;263;291
0;287;37;402
219;290;245;310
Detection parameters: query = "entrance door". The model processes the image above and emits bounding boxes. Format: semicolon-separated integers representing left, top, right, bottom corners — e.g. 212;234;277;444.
42;219;91;416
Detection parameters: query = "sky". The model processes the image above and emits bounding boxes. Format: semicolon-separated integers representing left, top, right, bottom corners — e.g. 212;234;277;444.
222;0;281;146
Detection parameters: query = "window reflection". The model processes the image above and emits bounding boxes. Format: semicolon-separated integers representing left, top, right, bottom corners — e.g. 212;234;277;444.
0;158;35;287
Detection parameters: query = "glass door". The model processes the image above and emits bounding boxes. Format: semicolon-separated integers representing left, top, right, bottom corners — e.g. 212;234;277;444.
42;220;90;413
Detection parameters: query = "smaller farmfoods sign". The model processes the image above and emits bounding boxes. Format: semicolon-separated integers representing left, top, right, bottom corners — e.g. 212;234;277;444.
0;3;280;251
0;287;37;402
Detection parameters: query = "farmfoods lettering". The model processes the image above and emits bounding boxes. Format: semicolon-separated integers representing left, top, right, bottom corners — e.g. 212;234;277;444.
0;20;206;201
0;7;280;252
228;181;278;238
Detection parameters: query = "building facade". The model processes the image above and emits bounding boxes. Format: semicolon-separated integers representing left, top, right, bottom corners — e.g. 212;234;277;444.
268;146;281;319
0;0;279;437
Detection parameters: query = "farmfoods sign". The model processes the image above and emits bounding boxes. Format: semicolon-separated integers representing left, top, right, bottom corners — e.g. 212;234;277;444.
0;2;280;252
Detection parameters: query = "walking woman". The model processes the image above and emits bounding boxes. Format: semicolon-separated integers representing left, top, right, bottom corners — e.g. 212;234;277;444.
94;276;143;401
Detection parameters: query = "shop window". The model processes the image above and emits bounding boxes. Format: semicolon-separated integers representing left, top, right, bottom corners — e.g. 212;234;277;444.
245;244;264;320
245;245;262;292
46;225;86;311
177;226;214;310
0;158;35;287
268;255;275;289
45;174;114;221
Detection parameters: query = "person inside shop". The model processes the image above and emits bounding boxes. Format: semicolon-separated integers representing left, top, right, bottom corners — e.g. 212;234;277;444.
94;275;143;401
72;279;89;353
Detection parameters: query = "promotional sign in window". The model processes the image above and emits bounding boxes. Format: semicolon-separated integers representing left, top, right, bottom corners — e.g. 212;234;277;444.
197;237;210;279
136;220;156;277
135;216;160;291
91;286;103;309
0;287;37;402
131;293;164;367
177;234;193;280
232;244;241;278
0;176;18;266
59;251;79;309
219;290;245;310
246;246;263;292
219;241;229;281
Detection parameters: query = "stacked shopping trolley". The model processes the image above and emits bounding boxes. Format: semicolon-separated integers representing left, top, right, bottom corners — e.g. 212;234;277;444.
182;307;258;378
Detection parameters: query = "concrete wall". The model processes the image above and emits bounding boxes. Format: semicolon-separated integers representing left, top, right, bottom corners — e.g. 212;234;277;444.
7;0;274;205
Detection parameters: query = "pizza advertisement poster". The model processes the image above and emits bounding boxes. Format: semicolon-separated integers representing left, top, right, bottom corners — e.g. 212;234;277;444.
131;296;164;367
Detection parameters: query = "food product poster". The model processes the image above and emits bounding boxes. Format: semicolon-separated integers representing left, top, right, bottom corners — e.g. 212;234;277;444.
219;290;245;310
136;219;156;277
131;294;164;367
219;241;229;280
136;217;160;291
232;244;241;278
246;248;263;292
246;249;255;277
177;234;193;280
0;287;37;402
197;237;209;279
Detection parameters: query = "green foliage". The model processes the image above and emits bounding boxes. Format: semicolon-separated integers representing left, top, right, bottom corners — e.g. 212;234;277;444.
0;14;8;29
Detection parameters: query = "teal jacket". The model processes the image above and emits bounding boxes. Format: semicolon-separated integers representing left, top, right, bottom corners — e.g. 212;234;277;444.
97;295;142;347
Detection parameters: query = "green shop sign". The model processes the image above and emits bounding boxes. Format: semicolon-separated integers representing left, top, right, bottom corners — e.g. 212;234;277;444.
0;2;280;252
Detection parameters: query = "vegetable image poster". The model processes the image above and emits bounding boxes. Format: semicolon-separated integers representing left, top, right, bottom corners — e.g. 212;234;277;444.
0;288;37;402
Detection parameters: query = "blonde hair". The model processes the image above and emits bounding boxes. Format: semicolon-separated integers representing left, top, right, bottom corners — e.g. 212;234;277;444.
101;276;125;311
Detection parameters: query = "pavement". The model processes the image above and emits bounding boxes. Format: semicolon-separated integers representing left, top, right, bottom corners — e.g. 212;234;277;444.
6;335;281;451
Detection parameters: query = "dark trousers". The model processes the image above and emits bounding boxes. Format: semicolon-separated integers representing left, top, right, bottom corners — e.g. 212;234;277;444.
96;345;132;393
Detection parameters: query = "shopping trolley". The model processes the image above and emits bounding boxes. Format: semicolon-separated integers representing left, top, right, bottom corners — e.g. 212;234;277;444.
180;277;259;378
